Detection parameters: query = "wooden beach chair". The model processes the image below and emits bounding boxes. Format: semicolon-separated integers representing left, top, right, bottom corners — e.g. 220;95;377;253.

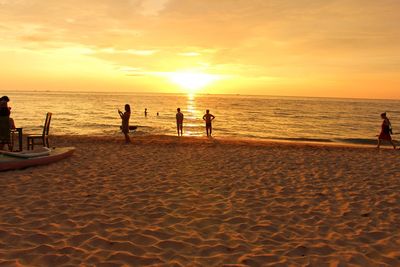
27;112;52;150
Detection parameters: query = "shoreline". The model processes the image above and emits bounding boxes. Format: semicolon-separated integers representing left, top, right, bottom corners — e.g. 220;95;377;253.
48;134;396;151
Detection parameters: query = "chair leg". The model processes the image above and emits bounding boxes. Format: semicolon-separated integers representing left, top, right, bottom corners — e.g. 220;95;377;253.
10;132;14;152
27;138;32;150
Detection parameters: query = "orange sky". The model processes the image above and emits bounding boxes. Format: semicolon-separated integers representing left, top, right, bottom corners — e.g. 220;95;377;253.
1;0;399;99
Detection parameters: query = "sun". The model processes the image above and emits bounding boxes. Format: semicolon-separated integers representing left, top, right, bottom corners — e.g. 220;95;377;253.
167;71;219;93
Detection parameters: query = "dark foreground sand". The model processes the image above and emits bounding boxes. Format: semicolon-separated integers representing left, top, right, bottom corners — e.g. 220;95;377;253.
0;135;399;266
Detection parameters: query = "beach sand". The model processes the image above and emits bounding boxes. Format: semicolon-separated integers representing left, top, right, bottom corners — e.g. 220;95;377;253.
1;135;399;266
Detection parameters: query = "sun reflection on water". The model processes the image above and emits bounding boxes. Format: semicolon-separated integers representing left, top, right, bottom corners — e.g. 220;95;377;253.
184;93;201;136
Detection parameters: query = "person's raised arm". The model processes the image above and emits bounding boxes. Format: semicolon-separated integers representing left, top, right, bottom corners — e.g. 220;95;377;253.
118;109;123;118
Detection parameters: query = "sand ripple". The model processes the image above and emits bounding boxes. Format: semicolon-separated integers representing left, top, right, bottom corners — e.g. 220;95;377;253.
1;135;399;266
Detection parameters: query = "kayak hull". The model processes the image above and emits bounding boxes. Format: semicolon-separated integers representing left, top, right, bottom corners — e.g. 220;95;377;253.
0;147;75;171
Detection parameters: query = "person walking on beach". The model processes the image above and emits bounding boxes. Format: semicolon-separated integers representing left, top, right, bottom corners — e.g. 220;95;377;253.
202;109;215;137
176;108;184;136
118;104;131;144
377;112;396;149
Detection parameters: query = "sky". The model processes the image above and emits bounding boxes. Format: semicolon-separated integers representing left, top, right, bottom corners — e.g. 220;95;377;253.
1;0;399;99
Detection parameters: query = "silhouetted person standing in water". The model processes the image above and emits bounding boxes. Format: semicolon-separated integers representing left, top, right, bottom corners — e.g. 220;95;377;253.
377;112;396;149
176;108;184;136
203;109;215;137
118;104;131;144
144;108;148;117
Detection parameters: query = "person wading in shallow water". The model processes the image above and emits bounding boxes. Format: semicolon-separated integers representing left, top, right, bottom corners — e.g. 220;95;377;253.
202;109;215;137
118;104;131;144
176;108;184;136
377;112;396;149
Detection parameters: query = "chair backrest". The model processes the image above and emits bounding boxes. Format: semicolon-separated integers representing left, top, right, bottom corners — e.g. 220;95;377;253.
42;112;52;136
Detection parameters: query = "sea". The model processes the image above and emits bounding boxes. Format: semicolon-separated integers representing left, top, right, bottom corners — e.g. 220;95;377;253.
4;91;400;145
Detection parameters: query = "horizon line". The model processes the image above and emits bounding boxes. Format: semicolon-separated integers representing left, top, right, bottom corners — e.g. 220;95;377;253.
1;89;399;102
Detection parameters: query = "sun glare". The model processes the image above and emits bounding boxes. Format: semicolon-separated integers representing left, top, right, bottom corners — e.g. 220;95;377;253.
167;71;219;93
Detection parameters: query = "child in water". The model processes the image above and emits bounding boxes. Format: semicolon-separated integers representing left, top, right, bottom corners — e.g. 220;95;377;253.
118;104;131;144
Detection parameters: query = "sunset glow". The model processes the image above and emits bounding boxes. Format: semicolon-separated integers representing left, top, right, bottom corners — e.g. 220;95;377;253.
167;72;219;93
0;1;399;98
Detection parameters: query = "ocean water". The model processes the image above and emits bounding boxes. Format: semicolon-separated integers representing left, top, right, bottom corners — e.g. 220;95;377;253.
4;91;400;145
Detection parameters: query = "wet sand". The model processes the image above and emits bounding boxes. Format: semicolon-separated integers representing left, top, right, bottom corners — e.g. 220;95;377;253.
1;135;399;266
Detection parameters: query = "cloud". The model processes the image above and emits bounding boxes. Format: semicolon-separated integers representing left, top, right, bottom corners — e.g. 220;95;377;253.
126;49;158;56
178;52;200;57
97;47;157;56
1;0;400;95
118;66;147;76
139;0;169;16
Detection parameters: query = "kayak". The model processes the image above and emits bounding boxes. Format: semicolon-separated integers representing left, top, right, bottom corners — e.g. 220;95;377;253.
2;147;51;158
0;147;75;171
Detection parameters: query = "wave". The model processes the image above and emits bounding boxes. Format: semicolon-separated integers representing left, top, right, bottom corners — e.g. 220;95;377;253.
265;137;378;145
268;137;334;143
333;138;377;145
